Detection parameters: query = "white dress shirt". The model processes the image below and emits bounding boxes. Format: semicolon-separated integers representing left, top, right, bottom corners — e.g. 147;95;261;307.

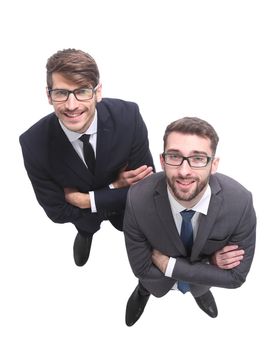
165;184;211;290
59;113;98;212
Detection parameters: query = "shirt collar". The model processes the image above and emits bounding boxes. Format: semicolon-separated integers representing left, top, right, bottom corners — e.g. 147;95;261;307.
167;183;211;215
59;110;98;142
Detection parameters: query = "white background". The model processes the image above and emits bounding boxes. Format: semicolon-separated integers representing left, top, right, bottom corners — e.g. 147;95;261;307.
1;0;263;349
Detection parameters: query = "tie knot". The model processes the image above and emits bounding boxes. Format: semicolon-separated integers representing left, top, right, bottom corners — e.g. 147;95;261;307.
180;210;195;222
80;134;90;142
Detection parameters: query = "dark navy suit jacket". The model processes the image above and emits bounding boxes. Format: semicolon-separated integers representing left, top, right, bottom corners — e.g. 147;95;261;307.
19;98;154;234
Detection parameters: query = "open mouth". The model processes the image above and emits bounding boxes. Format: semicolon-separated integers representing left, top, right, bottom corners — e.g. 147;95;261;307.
176;179;195;190
63;112;85;124
65;112;83;119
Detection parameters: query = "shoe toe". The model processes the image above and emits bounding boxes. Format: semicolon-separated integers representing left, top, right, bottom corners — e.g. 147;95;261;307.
195;291;218;318
125;286;150;326
73;233;92;266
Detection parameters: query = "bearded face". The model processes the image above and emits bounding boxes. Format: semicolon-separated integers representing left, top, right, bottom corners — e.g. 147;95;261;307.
166;173;210;203
160;132;219;207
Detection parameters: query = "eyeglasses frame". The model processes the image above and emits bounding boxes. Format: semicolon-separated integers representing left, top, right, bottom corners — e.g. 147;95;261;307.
162;152;213;168
48;84;99;102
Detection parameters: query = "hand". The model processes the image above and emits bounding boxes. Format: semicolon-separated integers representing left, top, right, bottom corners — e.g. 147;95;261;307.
211;245;245;269
64;187;91;209
112;165;153;189
151;249;169;273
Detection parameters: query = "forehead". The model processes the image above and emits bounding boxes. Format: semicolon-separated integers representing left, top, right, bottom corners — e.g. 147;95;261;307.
165;132;212;154
51;72;83;89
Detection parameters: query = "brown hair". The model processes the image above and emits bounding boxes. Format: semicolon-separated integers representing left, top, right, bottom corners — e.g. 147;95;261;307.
46;49;100;89
163;117;219;154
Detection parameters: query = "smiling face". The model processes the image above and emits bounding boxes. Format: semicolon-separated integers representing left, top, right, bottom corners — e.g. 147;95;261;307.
47;72;102;133
160;131;219;208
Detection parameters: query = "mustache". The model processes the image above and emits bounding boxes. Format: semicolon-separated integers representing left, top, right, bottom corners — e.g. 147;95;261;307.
173;175;198;181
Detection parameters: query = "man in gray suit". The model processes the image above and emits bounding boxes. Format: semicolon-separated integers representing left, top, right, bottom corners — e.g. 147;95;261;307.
124;117;256;326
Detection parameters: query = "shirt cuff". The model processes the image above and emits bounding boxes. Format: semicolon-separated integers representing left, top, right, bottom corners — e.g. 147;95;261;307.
165;257;176;277
89;191;97;213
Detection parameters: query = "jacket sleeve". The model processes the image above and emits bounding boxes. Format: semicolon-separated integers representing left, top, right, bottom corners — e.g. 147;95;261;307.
124;189;174;297
94;105;154;213
125;105;154;170
172;193;256;289
19;136;102;232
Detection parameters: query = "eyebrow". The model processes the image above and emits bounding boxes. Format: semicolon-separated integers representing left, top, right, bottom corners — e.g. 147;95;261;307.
165;149;208;155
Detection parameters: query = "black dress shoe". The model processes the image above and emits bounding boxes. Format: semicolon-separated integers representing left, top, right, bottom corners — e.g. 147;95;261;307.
125;284;150;327
73;233;93;266
194;290;218;318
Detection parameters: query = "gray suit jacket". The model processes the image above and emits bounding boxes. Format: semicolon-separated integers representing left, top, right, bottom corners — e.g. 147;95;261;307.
124;172;256;298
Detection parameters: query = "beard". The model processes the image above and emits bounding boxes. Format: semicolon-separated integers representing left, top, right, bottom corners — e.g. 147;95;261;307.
166;174;209;202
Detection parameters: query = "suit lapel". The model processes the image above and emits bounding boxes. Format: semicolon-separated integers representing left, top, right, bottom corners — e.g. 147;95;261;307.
154;177;186;256
153;174;223;259
95;103;113;175
191;176;223;260
49;116;94;184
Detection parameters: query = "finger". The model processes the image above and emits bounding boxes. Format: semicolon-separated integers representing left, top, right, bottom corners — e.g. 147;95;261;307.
223;255;244;264
126;165;151;178
221;245;239;253
230;250;245;257
221;261;241;269
125;167;153;183
135;167;153;180
221;250;245;259
220;254;244;268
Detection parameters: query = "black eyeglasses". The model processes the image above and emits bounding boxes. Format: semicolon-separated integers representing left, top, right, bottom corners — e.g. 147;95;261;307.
48;85;99;102
162;153;213;168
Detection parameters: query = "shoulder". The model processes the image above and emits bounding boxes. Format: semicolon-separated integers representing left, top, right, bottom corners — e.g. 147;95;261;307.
20;113;56;137
99;97;139;110
97;98;141;122
96;98;148;137
210;172;253;199
129;172;165;199
19;112;57;146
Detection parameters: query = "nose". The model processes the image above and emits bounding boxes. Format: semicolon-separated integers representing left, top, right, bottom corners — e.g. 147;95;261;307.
65;92;79;109
177;159;192;176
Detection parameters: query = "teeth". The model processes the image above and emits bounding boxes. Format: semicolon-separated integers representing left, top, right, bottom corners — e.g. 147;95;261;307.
67;114;81;118
179;181;193;185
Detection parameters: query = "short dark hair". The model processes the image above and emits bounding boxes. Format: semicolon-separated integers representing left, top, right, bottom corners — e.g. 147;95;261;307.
46;48;100;89
163;117;219;154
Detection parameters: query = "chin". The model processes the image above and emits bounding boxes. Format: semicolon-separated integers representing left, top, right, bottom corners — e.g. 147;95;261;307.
66;121;85;132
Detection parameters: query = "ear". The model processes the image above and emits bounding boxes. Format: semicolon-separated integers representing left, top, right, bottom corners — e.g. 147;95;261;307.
95;83;103;103
46;87;53;105
160;153;165;170
211;157;219;174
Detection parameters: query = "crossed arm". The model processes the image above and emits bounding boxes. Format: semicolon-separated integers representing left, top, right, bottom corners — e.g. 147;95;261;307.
152;245;245;271
64;165;153;209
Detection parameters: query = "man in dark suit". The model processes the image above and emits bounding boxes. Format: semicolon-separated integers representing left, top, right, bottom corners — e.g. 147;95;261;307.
19;48;154;267
124;117;256;326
